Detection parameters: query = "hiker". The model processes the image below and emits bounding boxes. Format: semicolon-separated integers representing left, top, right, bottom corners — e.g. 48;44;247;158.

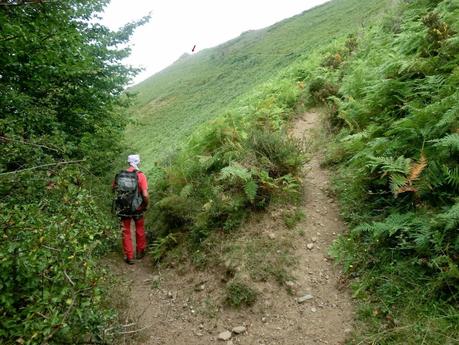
112;154;149;264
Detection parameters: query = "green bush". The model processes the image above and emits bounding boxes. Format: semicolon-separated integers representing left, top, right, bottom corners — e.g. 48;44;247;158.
225;280;258;307
308;76;340;104
247;130;304;178
283;209;306;229
0;1;146;343
0;169;119;344
318;0;459;342
148;80;305;252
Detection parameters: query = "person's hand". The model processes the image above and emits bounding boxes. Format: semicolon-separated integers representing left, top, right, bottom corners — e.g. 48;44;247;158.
136;203;147;212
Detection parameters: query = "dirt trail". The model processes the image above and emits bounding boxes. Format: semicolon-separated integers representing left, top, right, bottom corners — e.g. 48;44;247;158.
108;111;354;345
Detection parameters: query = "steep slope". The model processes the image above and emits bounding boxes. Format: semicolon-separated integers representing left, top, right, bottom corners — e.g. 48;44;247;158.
112;0;459;343
127;0;391;171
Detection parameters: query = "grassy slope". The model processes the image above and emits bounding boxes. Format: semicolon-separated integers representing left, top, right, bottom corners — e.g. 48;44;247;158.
122;0;459;343
127;0;391;172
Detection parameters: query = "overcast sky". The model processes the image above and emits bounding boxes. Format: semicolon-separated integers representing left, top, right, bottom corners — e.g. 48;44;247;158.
101;0;330;85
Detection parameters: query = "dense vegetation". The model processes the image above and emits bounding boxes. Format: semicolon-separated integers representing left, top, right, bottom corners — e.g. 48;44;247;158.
127;0;391;172
306;0;459;342
149;77;305;260
2;0;457;343
141;1;391;264
0;1;146;343
134;0;459;342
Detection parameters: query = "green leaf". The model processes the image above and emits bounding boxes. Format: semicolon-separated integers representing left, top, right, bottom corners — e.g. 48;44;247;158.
244;180;258;203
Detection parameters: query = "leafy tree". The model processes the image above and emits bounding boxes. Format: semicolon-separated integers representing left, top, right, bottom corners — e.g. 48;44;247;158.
0;1;148;343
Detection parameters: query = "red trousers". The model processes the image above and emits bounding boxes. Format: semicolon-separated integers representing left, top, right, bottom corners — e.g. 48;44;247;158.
121;216;146;260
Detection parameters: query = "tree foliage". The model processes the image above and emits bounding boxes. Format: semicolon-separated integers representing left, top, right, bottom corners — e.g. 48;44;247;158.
0;1;147;343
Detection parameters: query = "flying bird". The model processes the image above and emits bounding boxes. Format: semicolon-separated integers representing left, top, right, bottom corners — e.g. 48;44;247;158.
192;45;196;52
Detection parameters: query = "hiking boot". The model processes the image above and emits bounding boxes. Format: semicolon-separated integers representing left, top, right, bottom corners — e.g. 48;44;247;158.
136;251;146;260
125;258;135;265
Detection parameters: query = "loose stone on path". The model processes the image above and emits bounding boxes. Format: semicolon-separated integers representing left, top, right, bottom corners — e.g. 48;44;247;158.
297;294;314;303
217;331;232;341
232;326;246;334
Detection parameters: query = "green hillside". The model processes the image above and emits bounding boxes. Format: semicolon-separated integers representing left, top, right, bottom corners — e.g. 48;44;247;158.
129;0;459;343
127;0;391;171
2;0;457;343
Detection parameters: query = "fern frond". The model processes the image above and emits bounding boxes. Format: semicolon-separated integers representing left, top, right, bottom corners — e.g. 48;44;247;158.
435;102;459;131
180;184;193;198
432;133;459;152
341;130;370;143
352;213;412;239
445;166;459;189
438;200;459;231
390;173;408;194
220;163;252;181
423;160;446;189
366;155;411;175
244;180;258;203
395;154;428;196
408;154;427;182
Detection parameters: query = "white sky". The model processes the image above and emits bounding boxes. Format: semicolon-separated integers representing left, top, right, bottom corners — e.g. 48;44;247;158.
101;0;330;85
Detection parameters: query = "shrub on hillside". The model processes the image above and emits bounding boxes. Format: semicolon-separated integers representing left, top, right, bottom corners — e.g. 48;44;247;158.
0;1;147;342
225;280;258;307
308;77;340;104
148;82;304;255
1;169;118;344
319;0;459;342
246;130;304;178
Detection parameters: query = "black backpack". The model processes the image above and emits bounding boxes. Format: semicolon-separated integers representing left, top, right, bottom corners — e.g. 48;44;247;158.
113;170;144;217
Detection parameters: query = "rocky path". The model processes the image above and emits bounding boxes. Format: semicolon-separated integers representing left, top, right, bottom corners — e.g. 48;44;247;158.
107;111;354;345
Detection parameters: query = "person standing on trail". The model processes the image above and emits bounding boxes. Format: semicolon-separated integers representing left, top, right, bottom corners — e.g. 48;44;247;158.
112;154;149;265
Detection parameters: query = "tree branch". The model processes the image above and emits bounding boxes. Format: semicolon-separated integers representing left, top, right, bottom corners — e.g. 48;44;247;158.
0;0;51;6
0;35;19;42
41;293;75;345
63;270;75;286
0;159;85;177
0;135;62;153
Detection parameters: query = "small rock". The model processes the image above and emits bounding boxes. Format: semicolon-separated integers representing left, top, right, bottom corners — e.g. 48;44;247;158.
307;243;314;250
297;294;313;303
285;281;295;288
311;236;318;243
311;307;317;312
261;317;267;323
167;291;173;299
227;341;234;345
232;326;246;334
217;331;232;341
344;328;352;334
194;284;205;291
268;233;276;240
